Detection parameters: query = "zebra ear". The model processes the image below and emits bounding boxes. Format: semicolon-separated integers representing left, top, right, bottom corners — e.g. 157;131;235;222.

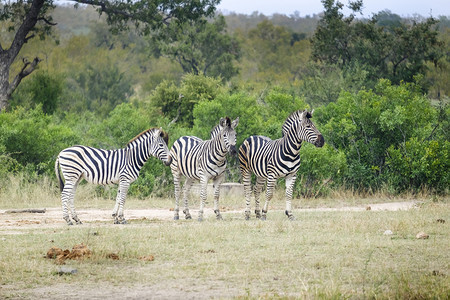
219;118;227;128
153;128;162;138
302;110;312;119
231;117;239;129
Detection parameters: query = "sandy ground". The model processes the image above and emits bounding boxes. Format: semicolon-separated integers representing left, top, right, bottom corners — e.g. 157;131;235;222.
0;201;418;231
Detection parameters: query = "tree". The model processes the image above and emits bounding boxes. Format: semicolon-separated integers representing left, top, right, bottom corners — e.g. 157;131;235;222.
152;15;240;80
0;0;219;112
311;0;444;87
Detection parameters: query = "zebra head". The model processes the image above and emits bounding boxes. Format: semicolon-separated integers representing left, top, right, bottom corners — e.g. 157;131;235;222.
218;117;239;155
150;128;172;166
286;110;324;148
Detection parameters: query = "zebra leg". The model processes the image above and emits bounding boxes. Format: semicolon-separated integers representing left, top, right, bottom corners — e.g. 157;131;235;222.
182;178;194;220
198;177;208;222
172;172;182;220
284;174;297;220
61;180;77;225
212;174;225;220
114;181;130;224
67;181;82;225
261;176;276;221
254;176;266;219
241;170;252;220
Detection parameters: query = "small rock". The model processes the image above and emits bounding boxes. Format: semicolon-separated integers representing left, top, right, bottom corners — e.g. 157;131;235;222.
436;219;445;224
57;266;77;275
416;232;429;239
383;230;393;235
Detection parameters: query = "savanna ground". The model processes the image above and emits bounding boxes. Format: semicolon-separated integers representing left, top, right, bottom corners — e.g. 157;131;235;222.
0;179;449;299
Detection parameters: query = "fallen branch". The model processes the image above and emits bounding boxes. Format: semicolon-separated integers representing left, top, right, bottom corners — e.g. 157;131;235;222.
5;208;46;214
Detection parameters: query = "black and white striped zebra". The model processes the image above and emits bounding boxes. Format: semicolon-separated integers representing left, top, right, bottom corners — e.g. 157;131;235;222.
170;117;239;221
55;127;172;225
239;110;324;220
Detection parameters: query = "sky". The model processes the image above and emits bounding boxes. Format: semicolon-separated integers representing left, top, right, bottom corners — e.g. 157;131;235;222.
217;0;450;17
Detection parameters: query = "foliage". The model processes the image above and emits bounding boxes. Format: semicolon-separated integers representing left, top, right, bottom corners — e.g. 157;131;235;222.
150;74;225;127
316;79;447;192
1;2;449;197
152;15;240;80
295;144;347;197
0;0;220;111
0;105;80;175
385;139;449;192
241;20;311;85
10;70;63;114
311;0;444;89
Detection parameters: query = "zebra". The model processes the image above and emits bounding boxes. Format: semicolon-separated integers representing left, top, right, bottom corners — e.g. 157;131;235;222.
55;127;172;225
238;109;324;220
170;117;239;221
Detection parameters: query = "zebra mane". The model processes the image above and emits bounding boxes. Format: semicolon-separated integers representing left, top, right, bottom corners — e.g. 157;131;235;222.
282;110;311;137
127;128;169;146
210;117;231;139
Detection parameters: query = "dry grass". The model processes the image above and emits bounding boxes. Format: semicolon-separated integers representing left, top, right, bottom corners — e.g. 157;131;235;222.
0;175;449;299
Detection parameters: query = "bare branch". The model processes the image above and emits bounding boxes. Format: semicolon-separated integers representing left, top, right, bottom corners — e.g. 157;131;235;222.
7;57;41;97
24;33;36;43
69;0;141;20
38;17;57;26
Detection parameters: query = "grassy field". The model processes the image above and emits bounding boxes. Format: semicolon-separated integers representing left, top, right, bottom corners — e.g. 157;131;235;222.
0;176;449;299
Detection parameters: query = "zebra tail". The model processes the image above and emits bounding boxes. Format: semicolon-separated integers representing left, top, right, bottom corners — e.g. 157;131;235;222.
54;157;64;192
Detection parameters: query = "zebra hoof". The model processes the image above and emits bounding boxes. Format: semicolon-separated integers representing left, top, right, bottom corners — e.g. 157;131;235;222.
245;214;250;221
121;219;128;224
75;220;83;225
64;217;73;225
285;210;295;221
198;217;203;222
185;215;192;220
174;215;180;220
261;215;267;221
216;214;223;220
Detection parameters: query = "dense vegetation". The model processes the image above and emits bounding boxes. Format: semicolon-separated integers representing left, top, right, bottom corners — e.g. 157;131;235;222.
0;1;448;199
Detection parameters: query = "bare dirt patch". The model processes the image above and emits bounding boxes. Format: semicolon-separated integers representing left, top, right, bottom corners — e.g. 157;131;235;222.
0;201;419;232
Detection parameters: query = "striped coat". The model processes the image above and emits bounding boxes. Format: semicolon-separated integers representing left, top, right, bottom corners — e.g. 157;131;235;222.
55;128;171;225
170;117;239;221
239;110;324;220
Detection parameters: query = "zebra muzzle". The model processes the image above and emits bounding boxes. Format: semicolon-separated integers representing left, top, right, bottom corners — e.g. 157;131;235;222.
163;156;173;166
315;135;325;148
229;145;237;156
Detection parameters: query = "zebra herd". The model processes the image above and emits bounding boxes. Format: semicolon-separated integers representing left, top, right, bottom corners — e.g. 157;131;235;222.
55;109;324;225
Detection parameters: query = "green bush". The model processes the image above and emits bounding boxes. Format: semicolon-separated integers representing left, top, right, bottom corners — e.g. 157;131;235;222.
386;139;449;193
0;106;80;176
316;79;446;192
295;144;347;197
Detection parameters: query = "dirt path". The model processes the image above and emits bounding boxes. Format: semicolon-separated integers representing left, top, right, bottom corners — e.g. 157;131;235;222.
0;201;419;232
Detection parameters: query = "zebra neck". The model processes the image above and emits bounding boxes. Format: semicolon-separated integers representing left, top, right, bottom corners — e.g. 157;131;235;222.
213;134;228;158
126;142;150;169
283;131;303;156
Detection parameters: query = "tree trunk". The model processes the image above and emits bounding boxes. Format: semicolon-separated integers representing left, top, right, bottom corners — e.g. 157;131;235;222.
0;0;45;113
0;61;10;112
